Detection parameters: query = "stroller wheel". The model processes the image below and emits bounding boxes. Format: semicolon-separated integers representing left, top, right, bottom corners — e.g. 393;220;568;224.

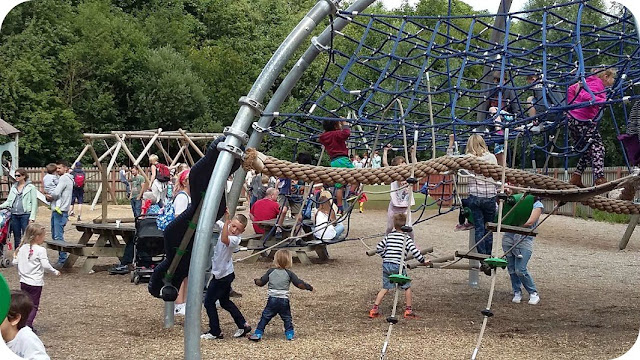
133;274;141;285
130;271;136;283
1;258;11;268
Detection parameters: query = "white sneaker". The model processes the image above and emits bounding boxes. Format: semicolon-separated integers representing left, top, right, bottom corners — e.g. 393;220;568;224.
512;293;522;304
174;303;185;316
233;325;251;338
528;292;540;305
200;332;223;340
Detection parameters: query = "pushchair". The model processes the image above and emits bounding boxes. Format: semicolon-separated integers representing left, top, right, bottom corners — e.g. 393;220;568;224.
0;209;12;267
130;214;166;285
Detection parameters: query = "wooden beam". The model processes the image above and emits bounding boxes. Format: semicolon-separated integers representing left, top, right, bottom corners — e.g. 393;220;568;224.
155;139;172;164
73;144;90;167
619;214;639;250
97;141;119;163
114;135;149;182
90;140;121;211
101;166;108;224
182;139;195;166
179;128;205;157
170;144;188;167
133;129;161;166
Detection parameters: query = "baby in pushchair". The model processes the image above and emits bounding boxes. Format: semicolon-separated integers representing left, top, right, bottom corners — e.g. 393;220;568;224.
0;209;12;267
130;214;165;284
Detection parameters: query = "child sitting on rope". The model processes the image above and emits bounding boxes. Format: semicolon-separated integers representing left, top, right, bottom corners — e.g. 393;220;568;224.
383;144;416;239
318;119;353;214
567;67;616;188
249;249;314;341
369;213;429;319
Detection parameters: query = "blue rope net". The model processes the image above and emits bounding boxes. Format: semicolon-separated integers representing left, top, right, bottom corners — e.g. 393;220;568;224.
263;1;640;169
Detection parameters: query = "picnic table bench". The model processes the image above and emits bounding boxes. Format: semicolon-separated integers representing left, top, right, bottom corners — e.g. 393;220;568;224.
46;223;136;273
244;218;328;265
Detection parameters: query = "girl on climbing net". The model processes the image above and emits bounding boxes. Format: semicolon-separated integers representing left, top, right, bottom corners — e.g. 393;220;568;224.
318;119;353;214
465;134;498;255
567;66;617;188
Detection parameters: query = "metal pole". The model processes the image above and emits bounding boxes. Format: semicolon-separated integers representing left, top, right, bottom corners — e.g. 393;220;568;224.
184;1;345;358
226;0;379;212
468;229;479;288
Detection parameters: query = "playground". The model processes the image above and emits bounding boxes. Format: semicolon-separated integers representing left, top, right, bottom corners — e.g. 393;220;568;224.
0;204;637;359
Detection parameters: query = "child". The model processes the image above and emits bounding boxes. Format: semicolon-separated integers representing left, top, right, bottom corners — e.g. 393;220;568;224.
382;145;416;239
41;163;61;215
502;197;543;305
567;67;616;187
318;119;353;213
12;224;60;329
249;249;313;341
465;134;498;255
357;192;368;213
201;213;252;340
1;290;51;359
369;213;429;319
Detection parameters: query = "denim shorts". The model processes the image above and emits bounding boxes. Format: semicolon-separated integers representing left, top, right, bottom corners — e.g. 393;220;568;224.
382;262;410;290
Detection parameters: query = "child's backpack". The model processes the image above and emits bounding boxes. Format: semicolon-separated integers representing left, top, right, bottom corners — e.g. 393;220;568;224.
155;163;171;183
156;191;189;230
73;171;86;189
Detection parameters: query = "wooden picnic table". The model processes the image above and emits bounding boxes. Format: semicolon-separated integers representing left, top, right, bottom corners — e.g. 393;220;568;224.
245;218;328;265
46;223;136;273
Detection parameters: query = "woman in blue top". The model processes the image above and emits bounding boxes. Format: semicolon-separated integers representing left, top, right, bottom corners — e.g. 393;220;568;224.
502;198;544;305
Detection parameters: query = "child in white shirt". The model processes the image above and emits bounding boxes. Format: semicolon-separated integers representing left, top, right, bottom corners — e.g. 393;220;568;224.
13;224;60;329
0;290;51;360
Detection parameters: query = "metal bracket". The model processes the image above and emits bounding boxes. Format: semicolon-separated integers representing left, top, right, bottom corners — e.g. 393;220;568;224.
216;142;244;159
321;0;339;14
223;126;249;144
311;36;330;52
238;96;264;116
252;122;267;133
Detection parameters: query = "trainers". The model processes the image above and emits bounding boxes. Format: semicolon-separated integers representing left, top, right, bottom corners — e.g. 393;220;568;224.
528;292;540;305
403;310;419;319
174;303;186;316
368;309;381;319
200;332;223;340
512;292;522;304
233;325;251;338
108;264;130;275
249;331;262;342
285;330;294;341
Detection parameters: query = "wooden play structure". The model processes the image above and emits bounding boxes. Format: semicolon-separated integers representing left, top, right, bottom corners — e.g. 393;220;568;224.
76;129;222;218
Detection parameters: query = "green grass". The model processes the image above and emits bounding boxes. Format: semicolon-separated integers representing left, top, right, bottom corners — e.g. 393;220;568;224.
592;209;631;224
354;185;437;211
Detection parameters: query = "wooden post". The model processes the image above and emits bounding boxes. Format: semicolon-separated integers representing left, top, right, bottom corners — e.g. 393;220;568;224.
90;140;122;210
133;129;161;166
619;214;639;250
170;144;188;167
182;140;195;166
73;144;91;168
155;139;173;164
114;135;149;182
101;166;108;224
97;141;119;163
179;129;205;157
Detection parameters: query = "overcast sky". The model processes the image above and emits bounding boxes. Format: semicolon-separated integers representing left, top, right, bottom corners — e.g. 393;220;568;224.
378;0;529;13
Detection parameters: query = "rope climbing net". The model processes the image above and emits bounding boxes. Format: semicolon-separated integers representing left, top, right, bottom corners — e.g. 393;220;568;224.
263;0;640;169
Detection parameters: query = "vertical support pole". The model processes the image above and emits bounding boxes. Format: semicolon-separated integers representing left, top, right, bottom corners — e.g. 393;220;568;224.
619;214;639;250
101;166;108;224
468;228;479;288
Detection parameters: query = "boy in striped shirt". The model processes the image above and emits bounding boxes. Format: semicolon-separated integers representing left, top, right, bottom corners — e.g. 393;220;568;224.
369;213;429;319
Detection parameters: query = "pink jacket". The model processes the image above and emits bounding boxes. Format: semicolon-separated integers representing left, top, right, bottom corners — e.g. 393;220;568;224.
567;75;607;121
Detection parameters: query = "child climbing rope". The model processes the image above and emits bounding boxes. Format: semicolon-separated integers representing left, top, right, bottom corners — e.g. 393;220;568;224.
318;119;353;214
369;213;429;319
249;249;314;341
567;67;616;188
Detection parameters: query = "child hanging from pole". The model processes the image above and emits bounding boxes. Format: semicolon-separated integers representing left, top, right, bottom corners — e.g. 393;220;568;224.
318;119;353;214
567;66;616;188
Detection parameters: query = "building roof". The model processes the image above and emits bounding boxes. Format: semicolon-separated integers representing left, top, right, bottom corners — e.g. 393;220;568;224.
0;118;20;136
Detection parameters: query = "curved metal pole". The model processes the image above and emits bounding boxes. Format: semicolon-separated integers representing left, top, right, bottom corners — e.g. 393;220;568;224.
226;0;378;212
184;1;344;359
0;0;30;28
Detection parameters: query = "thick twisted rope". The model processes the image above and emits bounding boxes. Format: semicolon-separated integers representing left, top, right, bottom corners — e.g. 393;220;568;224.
243;149;640;215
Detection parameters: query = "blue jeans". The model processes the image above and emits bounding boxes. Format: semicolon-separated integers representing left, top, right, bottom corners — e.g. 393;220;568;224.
334;223;345;239
468;195;496;255
10;213;30;249
503;235;537;295
131;198;142;218
256;296;293;333
51;211;69;264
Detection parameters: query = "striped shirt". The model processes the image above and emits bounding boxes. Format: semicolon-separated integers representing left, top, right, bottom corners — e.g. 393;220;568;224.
376;231;425;265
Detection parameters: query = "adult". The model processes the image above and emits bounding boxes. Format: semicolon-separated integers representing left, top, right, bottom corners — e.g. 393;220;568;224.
0;169;38;248
46;160;74;268
148;154;168;206
371;151;382;169
248;172;267;209
129;167;145;218
249;188;281;234
312;191;344;243
172;170;191;316
275;153;311;238
119;165;130;198
69;162;85;222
